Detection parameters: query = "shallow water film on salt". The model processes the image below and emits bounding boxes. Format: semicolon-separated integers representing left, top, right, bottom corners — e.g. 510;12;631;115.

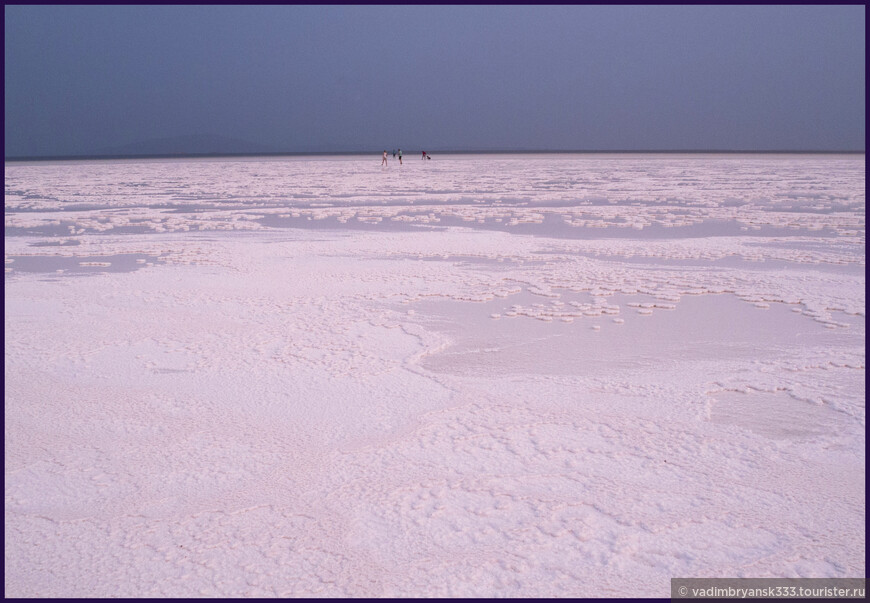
5;154;865;597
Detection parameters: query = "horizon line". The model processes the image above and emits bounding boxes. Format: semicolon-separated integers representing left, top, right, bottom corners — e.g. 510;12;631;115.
4;149;865;162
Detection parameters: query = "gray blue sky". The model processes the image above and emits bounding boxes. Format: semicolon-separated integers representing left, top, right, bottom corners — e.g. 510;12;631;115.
4;5;866;157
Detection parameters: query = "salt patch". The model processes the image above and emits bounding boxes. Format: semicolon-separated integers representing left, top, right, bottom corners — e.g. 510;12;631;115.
413;291;861;378
709;390;853;441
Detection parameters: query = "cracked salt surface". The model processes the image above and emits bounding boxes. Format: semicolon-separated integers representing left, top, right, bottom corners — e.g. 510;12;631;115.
4;154;865;597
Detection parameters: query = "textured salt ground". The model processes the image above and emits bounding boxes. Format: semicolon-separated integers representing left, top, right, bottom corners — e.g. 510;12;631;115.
6;228;864;597
6;154;865;241
4;155;865;597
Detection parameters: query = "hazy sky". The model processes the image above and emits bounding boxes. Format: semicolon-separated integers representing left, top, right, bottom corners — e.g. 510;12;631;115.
4;5;866;156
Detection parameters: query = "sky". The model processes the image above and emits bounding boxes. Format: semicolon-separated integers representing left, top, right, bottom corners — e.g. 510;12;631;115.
4;5;866;157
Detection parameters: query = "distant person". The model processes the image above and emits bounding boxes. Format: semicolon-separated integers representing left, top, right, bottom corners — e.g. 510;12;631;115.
392;150;396;158
422;151;426;160
398;149;403;165
382;150;388;166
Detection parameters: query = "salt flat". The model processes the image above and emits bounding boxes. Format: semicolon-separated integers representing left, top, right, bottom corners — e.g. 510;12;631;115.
4;154;865;597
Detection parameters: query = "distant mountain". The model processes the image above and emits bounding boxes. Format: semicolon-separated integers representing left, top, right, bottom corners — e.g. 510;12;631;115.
90;134;279;157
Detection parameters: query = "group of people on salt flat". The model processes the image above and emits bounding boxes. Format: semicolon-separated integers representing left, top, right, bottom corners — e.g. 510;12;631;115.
382;149;431;166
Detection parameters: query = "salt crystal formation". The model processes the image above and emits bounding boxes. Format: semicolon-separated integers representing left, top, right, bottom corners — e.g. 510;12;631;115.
4;154;865;597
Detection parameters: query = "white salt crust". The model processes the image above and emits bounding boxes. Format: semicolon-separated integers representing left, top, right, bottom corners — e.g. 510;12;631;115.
4;155;865;597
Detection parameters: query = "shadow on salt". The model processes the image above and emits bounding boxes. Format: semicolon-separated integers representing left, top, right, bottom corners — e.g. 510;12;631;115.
403;290;863;378
28;239;82;247
535;251;865;276
5;223;159;237
433;214;825;240
256;210;843;241
709;390;854;441
4;253;163;277
384;254;553;271
256;213;439;233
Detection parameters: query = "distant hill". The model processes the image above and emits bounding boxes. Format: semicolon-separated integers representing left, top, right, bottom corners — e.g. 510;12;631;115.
90;134;280;157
